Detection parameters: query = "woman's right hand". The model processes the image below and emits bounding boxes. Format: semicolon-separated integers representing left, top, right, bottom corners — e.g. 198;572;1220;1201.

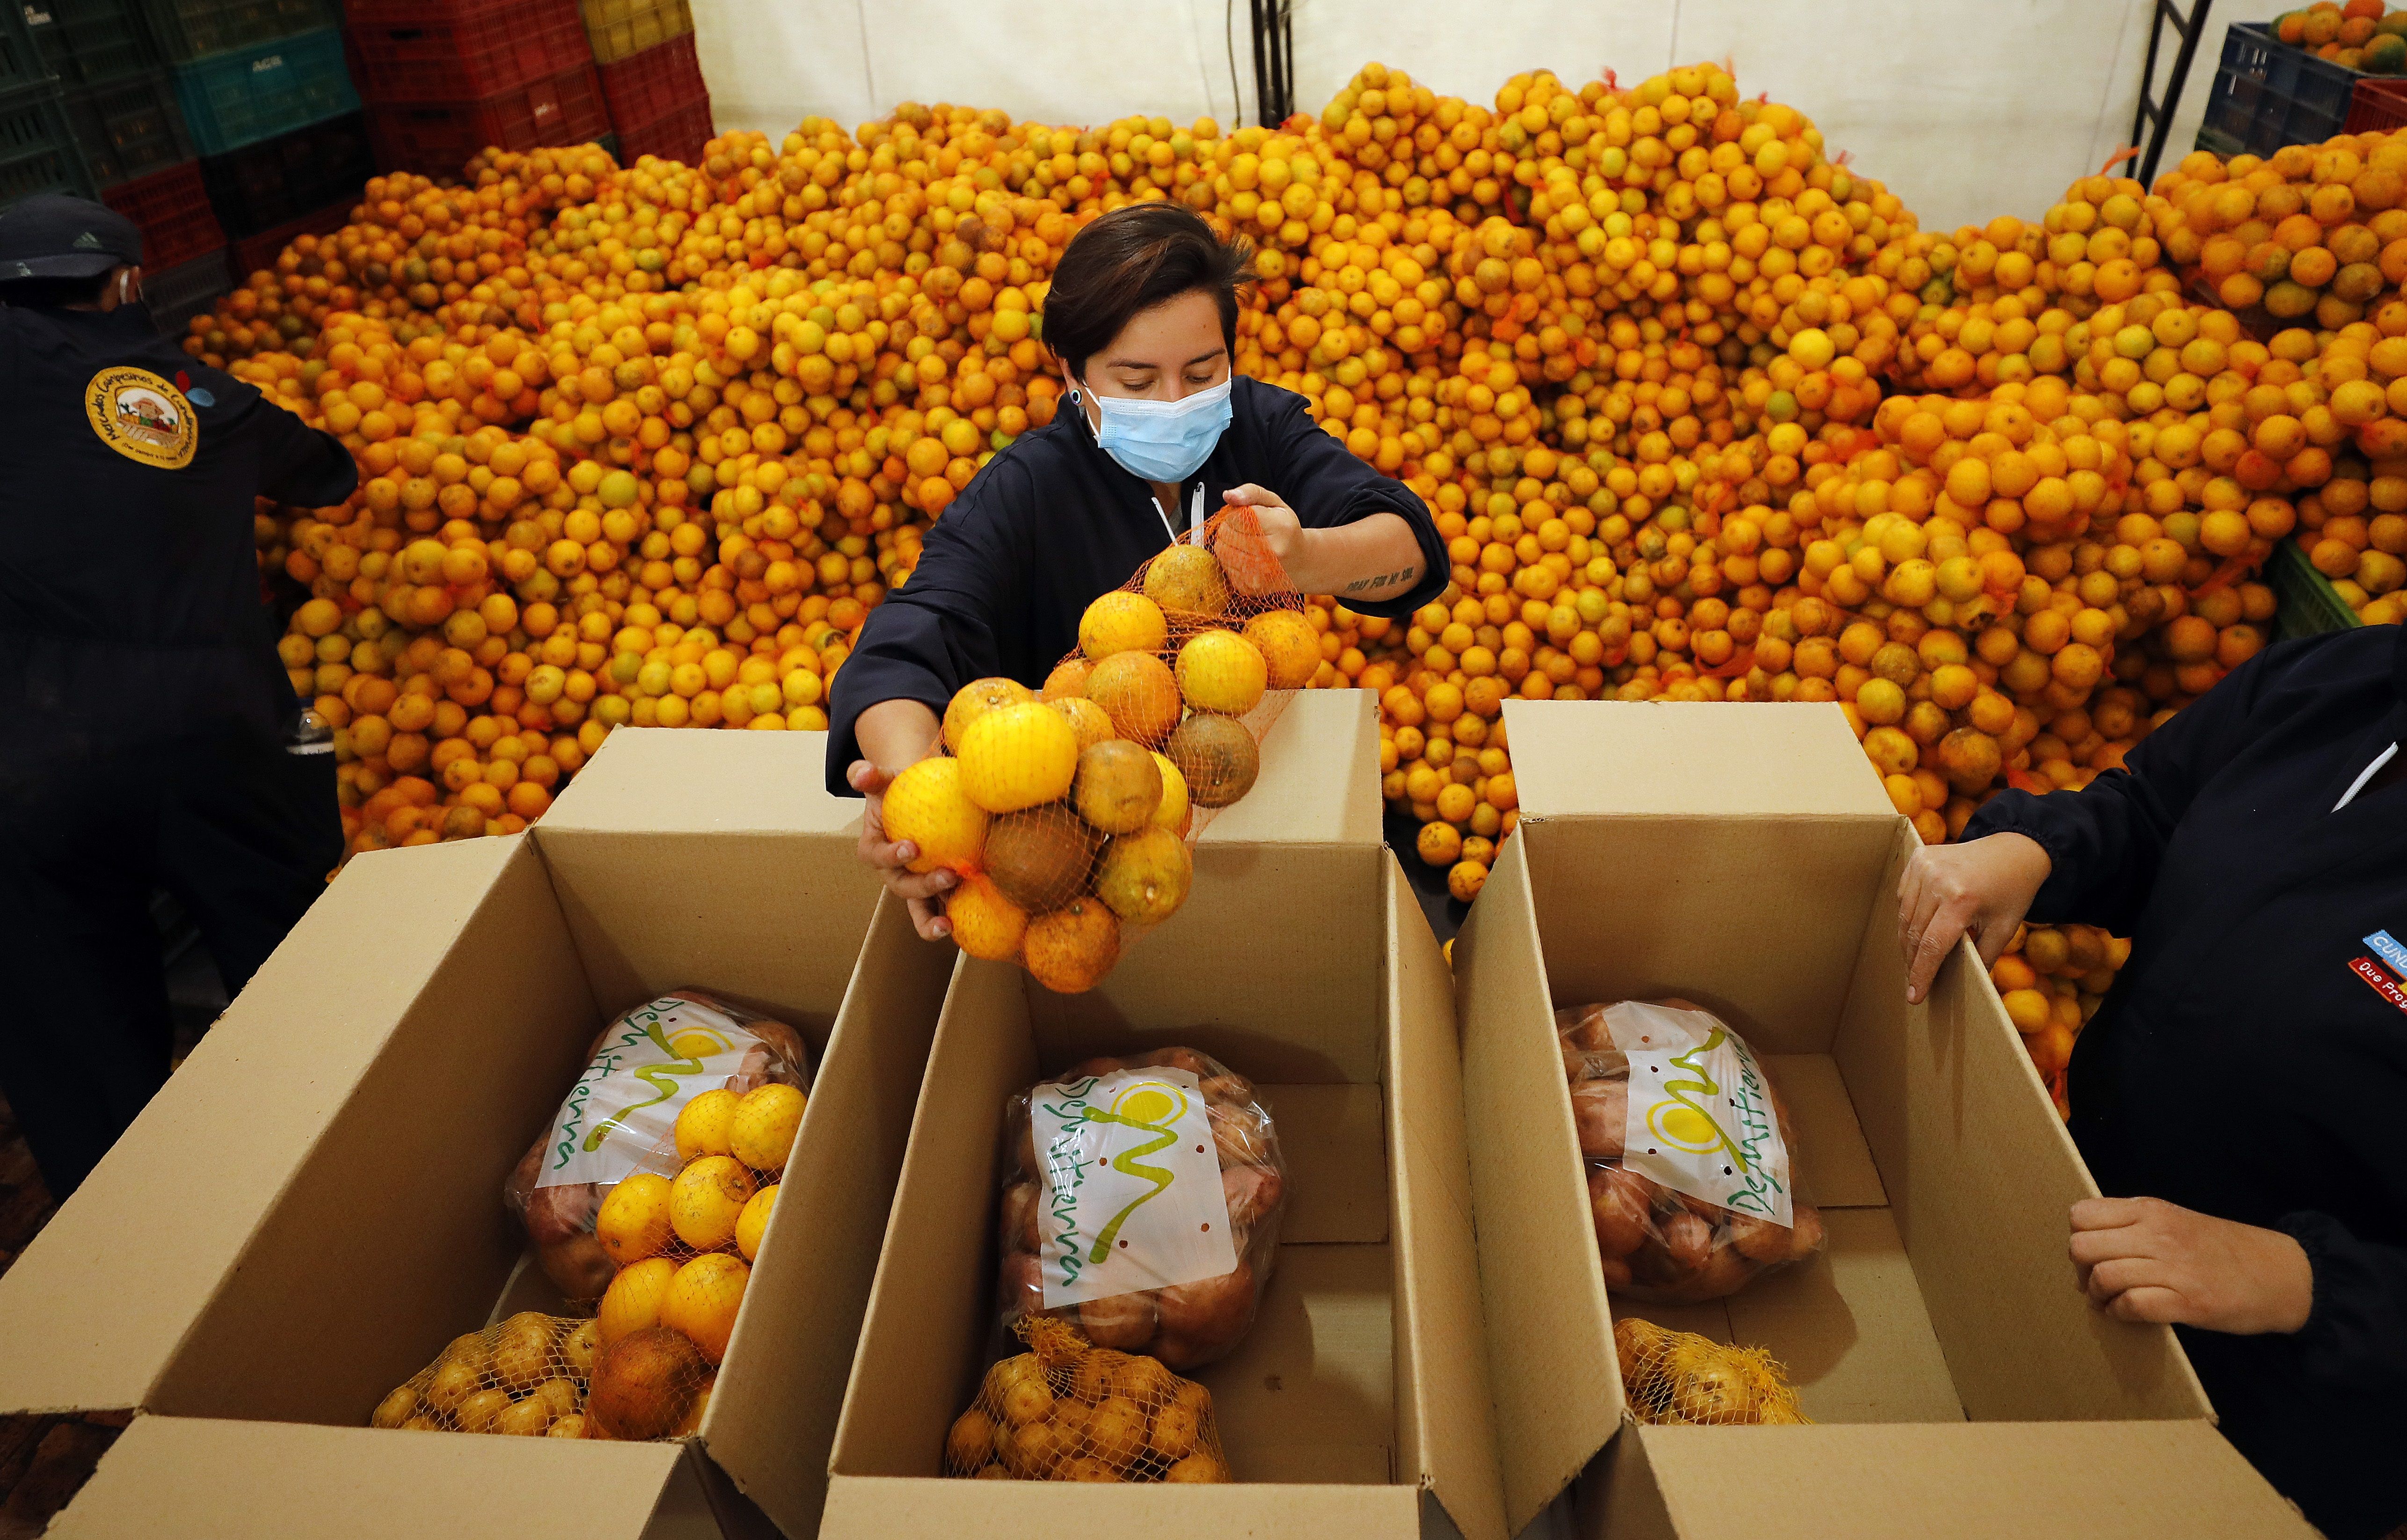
1896;832;2054;1004
848;758;958;941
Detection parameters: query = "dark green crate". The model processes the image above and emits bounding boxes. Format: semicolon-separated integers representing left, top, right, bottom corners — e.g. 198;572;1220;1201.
2268;536;2364;641
22;0;158;88
61;68;190;186
0;81;96;207
134;0;331;65
0;5;47;90
2195;125;2244;161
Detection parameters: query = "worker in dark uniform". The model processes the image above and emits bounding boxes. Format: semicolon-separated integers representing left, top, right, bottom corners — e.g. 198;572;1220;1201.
1899;619;2407;1539
0;196;358;1199
832;202;1446;939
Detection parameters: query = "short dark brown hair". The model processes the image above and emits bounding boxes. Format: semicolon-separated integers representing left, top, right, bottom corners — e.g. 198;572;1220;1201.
1040;202;1252;379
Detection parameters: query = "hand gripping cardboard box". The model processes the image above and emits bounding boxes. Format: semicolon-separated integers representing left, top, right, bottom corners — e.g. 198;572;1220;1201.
2;729;952;1540
816;690;1510;1540
1453;701;2315;1540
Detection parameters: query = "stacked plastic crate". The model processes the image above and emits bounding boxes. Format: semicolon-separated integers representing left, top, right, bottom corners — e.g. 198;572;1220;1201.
350;0;605;176
585;0;708;165
7;0;231;333
142;0;361;309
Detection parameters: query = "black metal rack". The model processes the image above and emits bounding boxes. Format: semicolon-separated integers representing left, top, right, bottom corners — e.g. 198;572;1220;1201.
1247;0;1291;128
2131;0;2217;184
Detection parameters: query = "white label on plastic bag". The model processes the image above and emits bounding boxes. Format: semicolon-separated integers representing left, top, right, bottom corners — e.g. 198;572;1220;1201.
1030;1066;1238;1308
537;997;762;1190
1605;1002;1794;1227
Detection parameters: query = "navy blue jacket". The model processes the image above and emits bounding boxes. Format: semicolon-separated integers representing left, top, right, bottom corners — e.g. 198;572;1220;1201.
1969;623;2407;1540
825;376;1444;791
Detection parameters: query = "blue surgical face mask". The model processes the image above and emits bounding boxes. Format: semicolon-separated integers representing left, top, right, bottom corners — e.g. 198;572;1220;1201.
1075;377;1232;483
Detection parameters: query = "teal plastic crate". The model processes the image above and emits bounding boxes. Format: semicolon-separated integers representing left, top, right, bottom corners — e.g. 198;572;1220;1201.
0;80;97;206
169;24;354;156
2268;536;2364;640
136;0;331;66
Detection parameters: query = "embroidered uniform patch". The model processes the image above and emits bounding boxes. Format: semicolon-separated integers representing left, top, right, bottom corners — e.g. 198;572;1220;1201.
85;366;197;468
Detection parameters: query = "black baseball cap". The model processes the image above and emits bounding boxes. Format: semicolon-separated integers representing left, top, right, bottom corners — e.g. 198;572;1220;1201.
0;194;142;280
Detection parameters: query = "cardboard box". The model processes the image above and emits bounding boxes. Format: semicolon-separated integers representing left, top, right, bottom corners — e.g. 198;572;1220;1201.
5;730;949;1540
1454;701;2314;1540
818;691;1509;1540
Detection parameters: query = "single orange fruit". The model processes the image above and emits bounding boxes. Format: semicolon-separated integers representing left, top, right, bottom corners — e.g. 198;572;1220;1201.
1022;898;1122;993
1086;651;1182;745
948;871;1031;961
659;1253;751;1364
595;1172;675;1266
958;701;1080;813
943;676;1036;752
670;1155;757;1252
1244;609;1322;689
597;1255;679;1343
1079;591;1167;658
882;756;990;872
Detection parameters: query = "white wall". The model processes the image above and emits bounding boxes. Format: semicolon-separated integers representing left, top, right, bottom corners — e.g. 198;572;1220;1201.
690;0;2278;233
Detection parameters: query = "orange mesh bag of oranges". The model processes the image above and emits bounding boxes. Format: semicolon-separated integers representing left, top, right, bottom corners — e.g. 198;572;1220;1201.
1564;1000;1825;1302
372;1313;609;1438
884;507;1314;993
504;989;811;1300
996;1046;1285;1371
944;1314;1233;1482
1612;1316;1810;1426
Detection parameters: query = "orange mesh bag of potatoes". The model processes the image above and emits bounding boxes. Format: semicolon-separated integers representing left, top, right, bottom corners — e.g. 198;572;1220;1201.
371;1313;613;1439
1613;1316;1810;1426
504;990;812;1300
944;1314;1233;1482
882;506;1314;993
1564;1000;1825;1302
995;1045;1285;1371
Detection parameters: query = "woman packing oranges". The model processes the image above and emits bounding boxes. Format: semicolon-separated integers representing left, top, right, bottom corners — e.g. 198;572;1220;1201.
832;202;1444;937
1899;618;2407;1540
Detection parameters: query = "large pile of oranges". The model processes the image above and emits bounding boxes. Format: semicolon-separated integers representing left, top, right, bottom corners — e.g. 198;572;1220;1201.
194;64;2407;1109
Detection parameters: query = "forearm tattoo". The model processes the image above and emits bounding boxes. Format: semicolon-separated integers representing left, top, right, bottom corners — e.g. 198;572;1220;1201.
1342;564;1418;595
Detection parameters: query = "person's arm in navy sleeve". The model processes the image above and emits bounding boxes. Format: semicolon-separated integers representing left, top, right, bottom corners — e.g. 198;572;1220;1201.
245;386;359;507
824;460;1028;796
1902;632;2335;1000
1962;633;2323;934
1227;388;1446;617
2278;1212;2407;1400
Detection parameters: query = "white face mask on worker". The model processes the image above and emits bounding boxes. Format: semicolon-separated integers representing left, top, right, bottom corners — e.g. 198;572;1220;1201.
1076;379;1233;483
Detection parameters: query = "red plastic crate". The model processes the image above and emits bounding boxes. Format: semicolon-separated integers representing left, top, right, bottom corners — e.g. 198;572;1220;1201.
617;93;708;166
101;158;225;270
345;0;593;103
231;195;352;278
366;62;607;173
2348;77;2407;136
597;31;700;133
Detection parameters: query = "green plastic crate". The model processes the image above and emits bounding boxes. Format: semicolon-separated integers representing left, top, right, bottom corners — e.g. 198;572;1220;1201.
135;0;332;65
2268;536;2363;640
2194;124;2244;161
169;23;354;156
0;80;97;208
62;68;191;186
0;4;47;90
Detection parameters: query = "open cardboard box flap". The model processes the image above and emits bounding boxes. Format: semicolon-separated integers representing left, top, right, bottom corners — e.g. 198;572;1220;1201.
1591;1421;2314;1540
1460;701;2229;1537
0;833;532;1417
47;1416;719;1540
14;731;954;1540
1502;700;1893;820
821;697;1507;1540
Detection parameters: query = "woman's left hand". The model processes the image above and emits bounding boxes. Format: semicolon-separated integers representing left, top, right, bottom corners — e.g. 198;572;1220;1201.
2069;1196;2314;1334
1217;484;1305;592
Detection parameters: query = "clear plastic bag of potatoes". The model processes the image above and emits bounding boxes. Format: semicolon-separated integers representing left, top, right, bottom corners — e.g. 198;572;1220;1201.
944;1314;1233;1481
995;1045;1285;1371
370;1313;606;1439
1563;999;1825;1302
504;989;813;1300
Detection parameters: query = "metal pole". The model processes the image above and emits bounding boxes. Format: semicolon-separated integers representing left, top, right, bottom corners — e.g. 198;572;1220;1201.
2141;0;2216;185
